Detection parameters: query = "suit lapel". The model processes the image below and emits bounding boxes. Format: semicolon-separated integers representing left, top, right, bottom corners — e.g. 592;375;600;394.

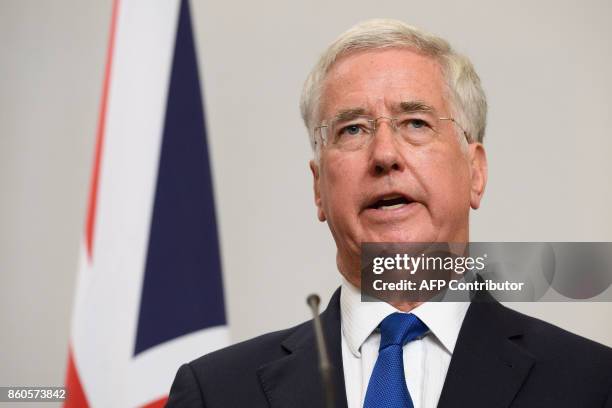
437;294;535;408
257;288;348;408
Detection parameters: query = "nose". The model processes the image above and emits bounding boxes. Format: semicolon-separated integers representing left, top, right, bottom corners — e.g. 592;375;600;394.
368;119;404;176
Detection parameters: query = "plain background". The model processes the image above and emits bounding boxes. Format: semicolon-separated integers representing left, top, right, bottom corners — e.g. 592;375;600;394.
1;0;611;394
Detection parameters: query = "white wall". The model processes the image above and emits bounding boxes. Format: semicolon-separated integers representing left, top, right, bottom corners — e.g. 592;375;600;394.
1;0;611;391
0;0;110;391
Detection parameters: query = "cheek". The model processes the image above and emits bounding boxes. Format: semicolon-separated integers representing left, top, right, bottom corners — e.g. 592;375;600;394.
320;155;362;217
418;149;472;211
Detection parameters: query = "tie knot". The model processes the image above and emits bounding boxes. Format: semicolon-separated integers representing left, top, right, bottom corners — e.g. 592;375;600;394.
379;313;428;350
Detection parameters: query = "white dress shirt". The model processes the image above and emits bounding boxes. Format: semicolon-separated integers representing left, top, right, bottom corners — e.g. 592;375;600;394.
340;278;469;408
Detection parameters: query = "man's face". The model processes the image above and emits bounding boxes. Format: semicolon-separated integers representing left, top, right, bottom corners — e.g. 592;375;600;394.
310;48;487;284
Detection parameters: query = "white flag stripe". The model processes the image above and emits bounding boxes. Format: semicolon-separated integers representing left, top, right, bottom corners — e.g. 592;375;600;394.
67;0;229;406
128;326;229;406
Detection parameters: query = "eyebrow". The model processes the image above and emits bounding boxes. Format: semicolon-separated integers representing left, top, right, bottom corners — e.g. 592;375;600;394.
397;100;436;114
334;108;367;122
330;101;437;123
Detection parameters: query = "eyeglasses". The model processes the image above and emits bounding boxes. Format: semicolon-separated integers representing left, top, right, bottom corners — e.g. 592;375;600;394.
314;114;470;152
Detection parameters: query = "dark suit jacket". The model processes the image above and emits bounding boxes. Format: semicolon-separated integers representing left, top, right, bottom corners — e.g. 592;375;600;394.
166;288;612;407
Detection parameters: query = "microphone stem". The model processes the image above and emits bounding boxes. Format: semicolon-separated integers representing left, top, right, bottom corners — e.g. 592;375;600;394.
307;294;336;408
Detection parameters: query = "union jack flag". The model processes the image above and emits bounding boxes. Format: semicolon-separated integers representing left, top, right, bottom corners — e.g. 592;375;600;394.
64;1;228;406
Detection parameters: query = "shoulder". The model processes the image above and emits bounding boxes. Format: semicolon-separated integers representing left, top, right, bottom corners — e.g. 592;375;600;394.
166;288;342;407
188;321;308;375
454;299;612;405
507;305;612;403
472;299;612;396
166;320;311;407
495;302;612;363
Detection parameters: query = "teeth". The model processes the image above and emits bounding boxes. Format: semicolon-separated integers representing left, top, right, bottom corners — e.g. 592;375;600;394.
381;194;402;200
380;203;406;210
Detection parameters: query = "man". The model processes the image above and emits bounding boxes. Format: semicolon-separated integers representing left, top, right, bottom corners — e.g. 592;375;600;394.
167;19;612;407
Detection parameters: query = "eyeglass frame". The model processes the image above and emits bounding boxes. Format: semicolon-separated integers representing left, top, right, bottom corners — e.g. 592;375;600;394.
313;115;471;149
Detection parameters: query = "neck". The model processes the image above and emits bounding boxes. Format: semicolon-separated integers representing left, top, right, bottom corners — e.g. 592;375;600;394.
388;300;423;313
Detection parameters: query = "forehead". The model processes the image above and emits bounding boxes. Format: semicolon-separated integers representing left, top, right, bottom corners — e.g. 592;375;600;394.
319;48;449;119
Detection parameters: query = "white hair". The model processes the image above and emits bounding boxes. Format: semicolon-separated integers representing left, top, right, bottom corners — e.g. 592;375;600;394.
299;19;487;153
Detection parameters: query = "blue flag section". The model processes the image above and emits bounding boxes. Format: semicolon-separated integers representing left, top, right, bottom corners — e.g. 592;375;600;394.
134;0;226;356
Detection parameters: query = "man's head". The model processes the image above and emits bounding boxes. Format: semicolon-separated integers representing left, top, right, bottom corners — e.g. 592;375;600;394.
300;19;488;286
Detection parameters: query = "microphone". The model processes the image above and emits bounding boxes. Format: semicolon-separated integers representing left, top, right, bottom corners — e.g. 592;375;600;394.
307;294;336;408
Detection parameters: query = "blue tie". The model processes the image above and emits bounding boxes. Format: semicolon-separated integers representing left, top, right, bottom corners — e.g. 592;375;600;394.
364;313;429;408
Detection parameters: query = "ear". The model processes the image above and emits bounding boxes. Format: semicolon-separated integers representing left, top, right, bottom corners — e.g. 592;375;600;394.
468;143;488;209
309;160;326;221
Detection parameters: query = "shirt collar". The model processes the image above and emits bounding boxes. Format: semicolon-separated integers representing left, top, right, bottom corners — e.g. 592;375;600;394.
340;278;469;357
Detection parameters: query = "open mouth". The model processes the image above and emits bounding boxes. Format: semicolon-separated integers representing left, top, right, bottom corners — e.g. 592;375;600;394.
368;194;412;211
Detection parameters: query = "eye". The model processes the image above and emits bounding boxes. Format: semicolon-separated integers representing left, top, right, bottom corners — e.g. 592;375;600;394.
339;124;364;136
406;118;429;129
397;117;436;145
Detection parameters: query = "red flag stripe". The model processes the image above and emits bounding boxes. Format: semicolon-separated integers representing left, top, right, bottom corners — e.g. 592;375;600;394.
64;346;89;407
141;396;168;408
85;0;120;261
